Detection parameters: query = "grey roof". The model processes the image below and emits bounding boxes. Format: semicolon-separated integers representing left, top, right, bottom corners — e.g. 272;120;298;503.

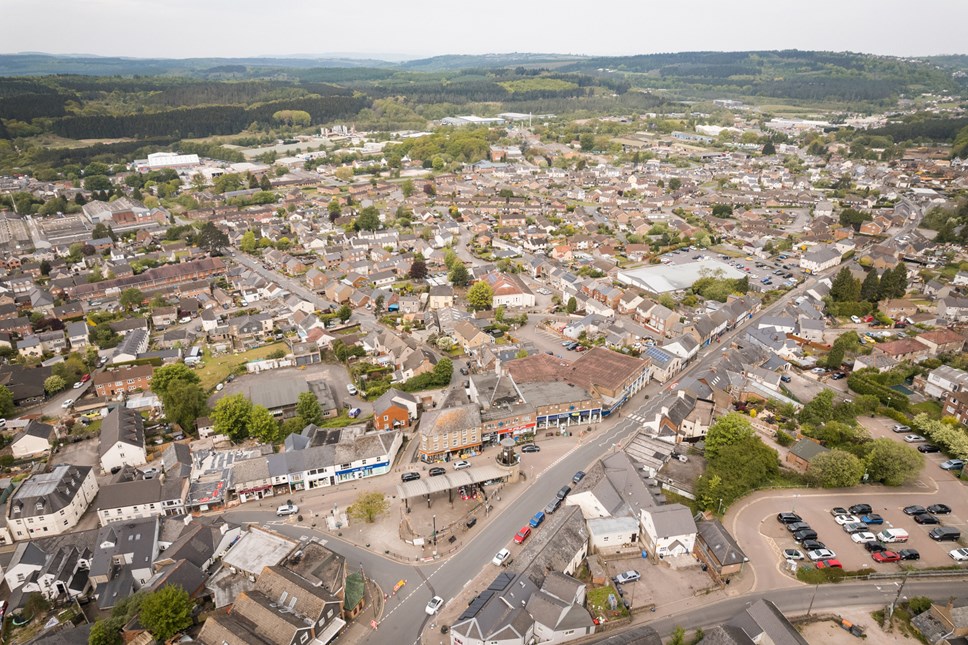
98;407;145;457
95;477;179;512
645;503;697;537
451;571;538;642
789;438;829;462
19;419;55;440
697;520;748;566
726;599;808;645
244;376;308;410
10;465;92;519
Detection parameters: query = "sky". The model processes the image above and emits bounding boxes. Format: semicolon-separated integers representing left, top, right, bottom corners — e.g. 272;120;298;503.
4;0;968;60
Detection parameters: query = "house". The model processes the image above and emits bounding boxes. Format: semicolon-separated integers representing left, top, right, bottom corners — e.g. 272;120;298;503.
151;306;178;328
95;475;189;527
640;504;697;561
915;329;965;356
65;321;90;350
799;246;841;274
924;365;968;399
911;597;968;645
372;388;419;431
428;285;455;310
418;404;482;462
482;272;536;308
873;338;932;363
98;408;148;473
0;364;51;407
708;599;809;645
6;465;99;541
94;364;154;398
449;571;537;645
939;296;968;323
943;391;968;427
694;519;748;579
641;346;682;383
10;421;57;459
454;320;492;353
90;517;160;607
111;328;149;363
786;438;829;472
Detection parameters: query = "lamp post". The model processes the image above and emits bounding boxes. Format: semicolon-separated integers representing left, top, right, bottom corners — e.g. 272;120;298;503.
432;514;437;546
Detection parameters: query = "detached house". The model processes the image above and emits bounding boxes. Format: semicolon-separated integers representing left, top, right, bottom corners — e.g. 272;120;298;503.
10;420;57;459
98;408;148;473
372;388;419;431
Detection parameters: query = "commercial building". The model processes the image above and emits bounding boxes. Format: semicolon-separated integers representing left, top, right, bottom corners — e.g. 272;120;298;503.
6;465;99;541
617;259;745;294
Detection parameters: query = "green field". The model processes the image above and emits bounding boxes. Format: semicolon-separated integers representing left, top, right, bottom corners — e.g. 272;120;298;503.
196;342;287;390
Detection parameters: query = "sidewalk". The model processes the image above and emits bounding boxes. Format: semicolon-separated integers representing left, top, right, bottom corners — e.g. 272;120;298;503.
335;579;384;644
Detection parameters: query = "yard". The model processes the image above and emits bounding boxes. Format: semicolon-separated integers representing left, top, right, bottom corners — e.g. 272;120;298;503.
586;585;629;621
195;342;287;390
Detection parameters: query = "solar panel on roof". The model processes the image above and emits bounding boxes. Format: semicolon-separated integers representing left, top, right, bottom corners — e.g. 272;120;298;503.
487;572;515;591
459;590;495;620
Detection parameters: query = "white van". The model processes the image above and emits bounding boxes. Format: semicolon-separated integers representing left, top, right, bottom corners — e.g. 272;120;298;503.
877;528;909;543
276;503;299;517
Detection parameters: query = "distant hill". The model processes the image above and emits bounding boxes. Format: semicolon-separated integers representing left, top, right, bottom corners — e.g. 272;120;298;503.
398;53;584;72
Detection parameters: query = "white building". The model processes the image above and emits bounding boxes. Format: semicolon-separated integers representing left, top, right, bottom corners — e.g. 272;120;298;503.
10;421;57;460
640;504;697;560
95;476;189;527
924;365;968;399
7;465;99;541
98;408;147;473
799;246;842;274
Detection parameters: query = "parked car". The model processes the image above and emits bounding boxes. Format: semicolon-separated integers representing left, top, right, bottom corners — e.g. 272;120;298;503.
872;551;902;563
276;503;298;517
793;529;819;543
829;507;848;516
904;434;926;443
898;549;920;561
425;596;444;615
865;542;888;554
927;504;952;515
834;514;859;525
401;472;420;482
816;559;842;569
556;485;572;500
572;471;586;484
918;444;941;453
780;375;792;383
843;522;869;534
348;407;362;418
544;498;563;515
848;504;873;515
520;444;540;453
783;549;804;560
429;467;446;477
892;425;911;433
851;532;878;544
529;512;546;528
831;372;846;380
80;373;91;383
453;460;471;470
786;521;812;533
492;548;511;566
777;512;803;524
903;505;927;516
61;399;74;409
914;513;940;525
940;459;965;471
346;384;358;396
513;526;532;544
807;549;836;561
949;548;968;561
613;570;641;584
72;381;83;389
801;539;826;551
860;514;884;525
929;527;962;541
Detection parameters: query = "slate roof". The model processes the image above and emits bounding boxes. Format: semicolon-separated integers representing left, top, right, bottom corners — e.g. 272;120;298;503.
98;407;145;457
697;520;748;566
10;465;92;519
789;438;829;462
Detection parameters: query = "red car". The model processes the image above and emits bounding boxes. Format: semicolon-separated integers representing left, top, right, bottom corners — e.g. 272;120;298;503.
816;559;842;569
80;373;91;383
872;551;901;563
513;526;531;544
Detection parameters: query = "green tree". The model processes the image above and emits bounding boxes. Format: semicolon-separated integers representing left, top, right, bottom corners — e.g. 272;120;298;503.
347;492;390;523
467;281;494;311
891;263;908;297
711;204;734;218
409;257;428;280
830;267;860;303
197;221;229;255
401;179;414;198
328;199;341;222
566;296;577;314
139;585;195;642
449;262;470;287
704;413;754;461
119;288;144;311
374;294;385;313
443;249;460;271
239;230;258;253
259;175;272;191
212;394;253;443
281;415;307;438
151;363;201;398
296;391;323;426
579;133;595;152
859;269;880;302
249;404;280;443
337;305;352;323
44;375;66;394
762;141;776;155
355;206;381;231
165;380;207;434
799;389;834;427
865;438;924;486
668;177;682;191
0;385;14;418
89;617;124;645
825;343;845;370
807;449;864;488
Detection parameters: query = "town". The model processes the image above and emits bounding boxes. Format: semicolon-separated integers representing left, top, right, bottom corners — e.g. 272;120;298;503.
1;48;968;645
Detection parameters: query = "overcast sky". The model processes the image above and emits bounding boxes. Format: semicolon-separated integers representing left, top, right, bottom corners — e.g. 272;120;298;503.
4;0;968;60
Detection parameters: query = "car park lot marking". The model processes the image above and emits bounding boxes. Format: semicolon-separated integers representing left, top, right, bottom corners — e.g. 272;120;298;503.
914;479;930;489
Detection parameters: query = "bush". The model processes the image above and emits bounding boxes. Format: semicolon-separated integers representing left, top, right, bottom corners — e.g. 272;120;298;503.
907;596;932;615
775;430;795;447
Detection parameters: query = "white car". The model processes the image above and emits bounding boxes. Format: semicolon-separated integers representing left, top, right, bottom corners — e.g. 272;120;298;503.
425;596;444;615
346;384;358;396
811;367;826;374
834;514;859;525
613;570;641;584
276;503;299;517
904;434;925;443
61;399;74;409
950;548;968;562
851;532;878;544
453;460;470;470
492;548;511;566
783;549;804;561
851;315;862;324
807;549;836;561
72;381;83;389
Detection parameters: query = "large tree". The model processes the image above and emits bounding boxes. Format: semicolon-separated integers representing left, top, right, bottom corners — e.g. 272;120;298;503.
808;449;864;488
829;267;860;303
799;389;834;428
296;391;323;426
151;364;201;398
703;413;754;461
197;221;229;255
165;381;208;433
212;394;253;443
864;438;924;486
409;257;428;280
336;305;352;323
139;585;195;642
466;281;493;311
859;269;880;303
89;617;124;645
119;288;145;311
347;492;389;523
249;404;280;443
355;206;381;231
449;262;470;287
44;375;66;394
0;385;14;418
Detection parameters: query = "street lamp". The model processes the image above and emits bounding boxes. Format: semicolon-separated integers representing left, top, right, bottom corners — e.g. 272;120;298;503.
432;514;437;546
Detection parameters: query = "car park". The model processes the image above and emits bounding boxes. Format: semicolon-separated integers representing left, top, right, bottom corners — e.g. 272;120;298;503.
913;513;940;525
514;526;531;544
834;514;858;525
860;514;884;525
929;527;961;541
918;444;941;453
793;529;818;543
903;505;927;516
843;522;869;534
492;548;511;566
898;549;920;561
426;596;444;615
807;549;836;561
927;504;952;515
454;460;470;470
529;512;546;528
851;532;878;544
949;548;968;561
613;570;641;584
904;434;926;443
872;551;901;563
777;512;802;524
520;444;540;453
401;472;420;482
783;549;804;560
816;559;842;569
940;459;965;470
429;467;446;477
572;471;586;484
848;504;872;515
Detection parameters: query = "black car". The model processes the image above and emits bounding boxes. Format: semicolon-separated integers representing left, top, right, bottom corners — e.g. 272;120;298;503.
848;504;872;515
913;513;940;525
401;472;421;482
428;467;446;477
898;549;920;561
865;542;888;553
520;444;540;453
793;529;818;543
927;504;952;515
903;505;927;516
929;527;961;541
801;539;826;551
918;444;941;453
786;522;812;533
556;485;572;500
831;372;846;380
572;471;586;484
777;512;802;524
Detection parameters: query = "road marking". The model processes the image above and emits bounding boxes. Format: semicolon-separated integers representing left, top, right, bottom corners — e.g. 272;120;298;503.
914;479;930;489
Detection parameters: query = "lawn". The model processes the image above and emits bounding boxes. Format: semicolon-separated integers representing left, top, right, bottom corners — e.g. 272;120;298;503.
586;585;629;620
196;342;287;390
